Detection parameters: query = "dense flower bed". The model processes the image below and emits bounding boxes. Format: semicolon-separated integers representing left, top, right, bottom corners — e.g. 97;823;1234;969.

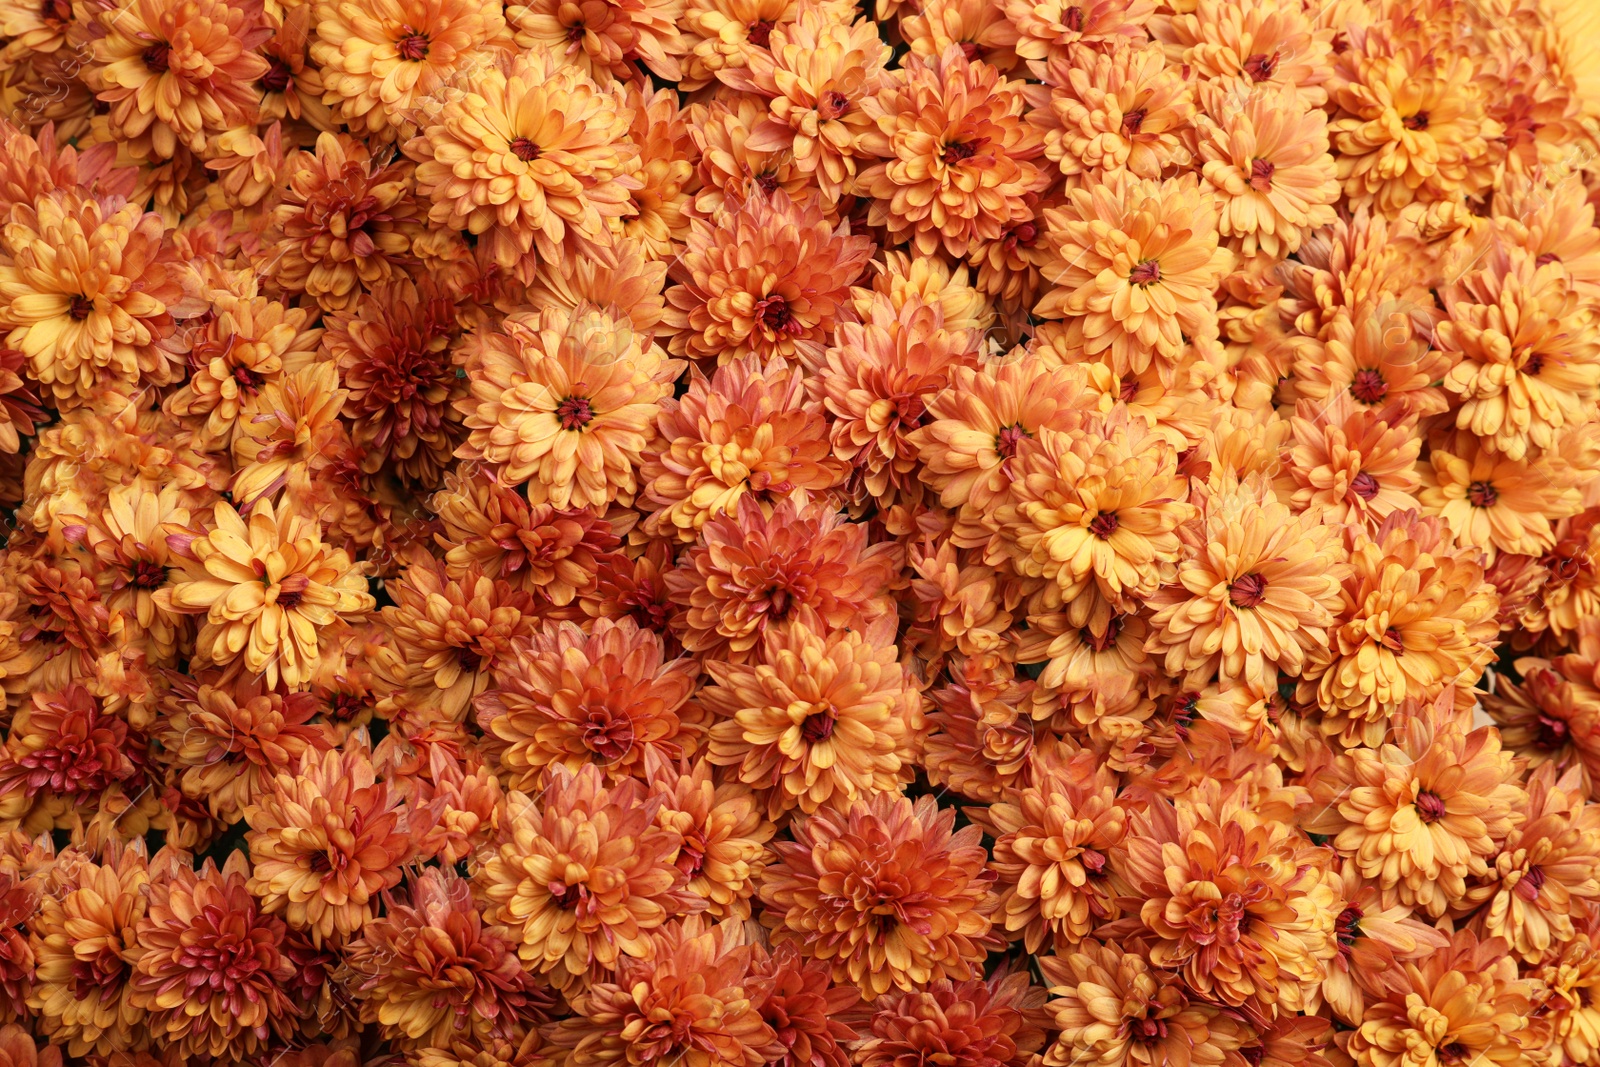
0;0;1594;1064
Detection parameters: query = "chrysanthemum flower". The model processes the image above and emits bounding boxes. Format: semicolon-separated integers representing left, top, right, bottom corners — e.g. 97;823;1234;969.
1004;0;1154;65
687;97;812;218
523;236;668;338
1537;928;1600;1067
923;655;1049;803
455;305;679;510
155;670;332;826
376;554;537;722
811;292;979;506
1039;939;1245;1067
413;1027;550;1067
995;411;1194;619
1318;858;1449;1027
263;131;426;311
613;86;693;261
508;0;684;82
860;250;997;336
547;917;779;1067
0;0;80;58
716;6;892;203
431;469;618;606
87;0;270;160
1035;173;1234;382
1014;607;1151;723
27;841;150;1057
1146;478;1348;690
1419;433;1581;562
857;47;1046;259
0;683;136;809
665;494;899;662
638;355;846;541
327;277;465;486
476;763;697;992
1122;779;1338;1014
1436;247;1600;459
0;189;193;408
1526;509;1600;642
1279;395;1422;529
977;757;1127;953
245;746;415;944
901;0;1020;71
1467;760;1600;963
1025;39;1194;181
346;867;550;1049
1277;209;1437;339
664;189;874;366
406;50;639;272
645;752;774;921
1346;930;1539;1067
1289;302;1453;420
1300;512;1499;747
677;0;794;90
1495;170;1600;302
746;940;858;1067
256;5;330;128
157;499;375;690
702;615;920;820
760;791;1000;996
855;971;1048;1067
312;0;510;139
1150;0;1333;104
76;480;191;666
1329;34;1502;213
907;540;1016;663
229;361;352;508
475;617;702;790
130;852;296;1063
1195;86;1339;259
1308;694;1524;919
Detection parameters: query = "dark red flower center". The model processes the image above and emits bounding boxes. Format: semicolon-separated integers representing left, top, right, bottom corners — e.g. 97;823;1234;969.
68;295;92;320
557;395;594;430
1003;220;1038;252
1415;789;1447;824
1437;1044;1470;1066
397;33;430;60
1524;351;1546;376
1129;260;1161;286
581;711;635;761
1403;112;1430;131
1063;5;1084;31
1536;711;1571;750
1079;848;1108;875
142;42;170;72
1228;572;1268;608
1080;615;1123;654
801;705;838;743
1351;470;1380;500
754;171;780;193
817;91;850;120
1517;864;1547;901
308;850;335;873
261;56;294;92
1467;480;1498;508
548;879;593;913
566;20;586;41
1240;1047;1266;1067
71;950;127;1001
1130;1017;1168;1043
746;18;775;46
327;691;366;722
1119;376;1139;402
1335;904;1363;948
41;0;70;21
1381;626;1404;653
1350;367;1388;403
676;831;707;878
1120;108;1146;137
1537;252;1561;267
755;294;801;335
996;423;1029;459
128;559;166;589
233;364;266;393
510;137;541;161
275;574;309;610
1248;158;1275;192
942;139;979;164
1242;50;1278;81
959;40;982;60
1088;511;1119;538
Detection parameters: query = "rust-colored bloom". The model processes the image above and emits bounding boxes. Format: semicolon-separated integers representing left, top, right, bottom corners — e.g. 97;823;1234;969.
702;615;922;820
456;305;679;509
759;791;1000;996
476;763;697;992
858;47;1047;258
346;867;551;1049
245;746;415;944
158;499;375;690
475;617;702;790
87;0;270;160
646;753;774;921
747;940;858;1067
130;852;297;1063
0;684;136;803
664;190;874;366
855;971;1048;1067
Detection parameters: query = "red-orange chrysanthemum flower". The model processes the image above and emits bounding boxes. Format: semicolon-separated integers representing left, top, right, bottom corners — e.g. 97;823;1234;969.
854;971;1048;1067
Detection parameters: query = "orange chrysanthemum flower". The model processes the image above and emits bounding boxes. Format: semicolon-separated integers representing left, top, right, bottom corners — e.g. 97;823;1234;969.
1146;478;1348;690
1025;39;1194;181
456;305;679;509
759;791;1000;996
663;189;874;366
346;867;551;1049
508;0;685;83
311;0;510;139
857;47;1047;258
855;972;1048;1067
1419;433;1581;562
665;494;899;662
1299;512;1499;747
639;355;846;541
1004;0;1155;65
476;763;697;992
688;97;812;218
407;50;639;271
87;0;270;160
1035;173;1234;383
130;852;297;1063
646;753;775;921
717;7;892;203
245;746;415;944
1279;395;1422;529
1150;0;1332;104
702;615;921;819
475;617;702;790
157;500;375;690
901;0;1020;71
1289;302;1453;420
